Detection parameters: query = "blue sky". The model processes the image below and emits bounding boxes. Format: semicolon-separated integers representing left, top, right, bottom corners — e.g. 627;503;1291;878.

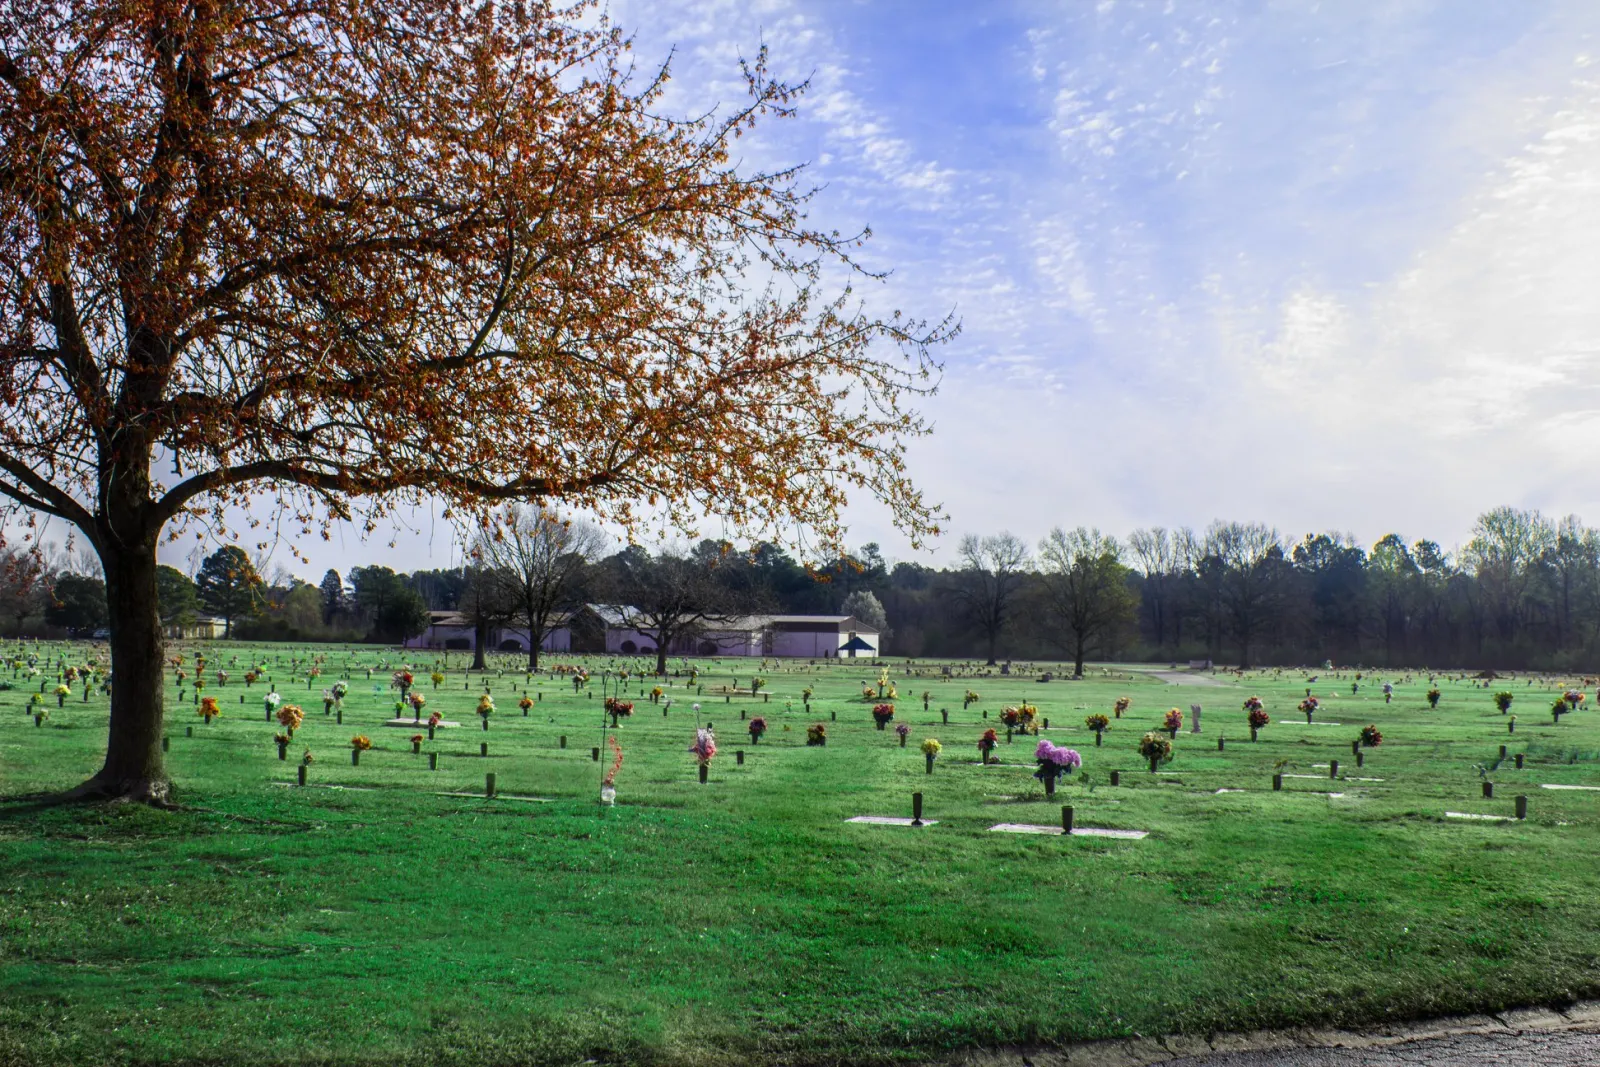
212;1;1600;578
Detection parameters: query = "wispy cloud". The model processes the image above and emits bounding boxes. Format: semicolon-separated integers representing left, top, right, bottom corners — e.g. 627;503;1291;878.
249;0;1600;577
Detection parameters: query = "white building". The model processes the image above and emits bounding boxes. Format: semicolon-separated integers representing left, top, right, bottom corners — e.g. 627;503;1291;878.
403;611;571;653
589;607;879;659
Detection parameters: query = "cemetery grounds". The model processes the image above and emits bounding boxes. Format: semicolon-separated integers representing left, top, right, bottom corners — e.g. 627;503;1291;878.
3;645;1600;1066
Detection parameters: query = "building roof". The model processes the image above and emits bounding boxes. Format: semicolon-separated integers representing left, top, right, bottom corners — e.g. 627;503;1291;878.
587;606;879;635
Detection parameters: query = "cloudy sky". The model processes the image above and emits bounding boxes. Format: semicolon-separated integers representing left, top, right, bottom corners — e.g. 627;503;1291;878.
211;0;1600;579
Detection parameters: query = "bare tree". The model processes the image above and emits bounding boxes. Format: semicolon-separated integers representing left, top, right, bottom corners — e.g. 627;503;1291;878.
611;549;745;676
458;557;521;672
946;533;1030;665
1127;527;1179;650
1463;506;1557;644
478;506;607;671
1208;521;1285;669
1037;527;1137;676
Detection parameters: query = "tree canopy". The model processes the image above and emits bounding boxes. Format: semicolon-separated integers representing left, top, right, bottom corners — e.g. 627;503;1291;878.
0;0;944;802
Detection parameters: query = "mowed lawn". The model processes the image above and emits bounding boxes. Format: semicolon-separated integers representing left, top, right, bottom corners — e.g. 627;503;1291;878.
4;645;1600;1066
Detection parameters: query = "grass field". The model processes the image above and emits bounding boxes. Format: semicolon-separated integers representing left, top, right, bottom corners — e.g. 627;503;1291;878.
5;645;1600;1065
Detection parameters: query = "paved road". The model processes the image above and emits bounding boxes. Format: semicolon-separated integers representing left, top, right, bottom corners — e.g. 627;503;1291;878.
1166;1026;1600;1066
1142;670;1227;687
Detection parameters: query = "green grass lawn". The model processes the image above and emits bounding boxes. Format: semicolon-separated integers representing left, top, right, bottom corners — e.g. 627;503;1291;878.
4;645;1600;1065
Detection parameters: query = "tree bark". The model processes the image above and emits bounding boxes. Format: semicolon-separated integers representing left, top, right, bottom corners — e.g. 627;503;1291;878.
75;540;171;804
472;618;489;670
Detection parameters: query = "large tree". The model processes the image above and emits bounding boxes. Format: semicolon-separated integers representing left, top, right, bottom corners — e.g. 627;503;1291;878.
194;545;259;636
46;572;108;634
946;533;1030;665
1036;527;1137;677
477;505;605;671
611;549;747;676
155;564;199;630
0;1;942;802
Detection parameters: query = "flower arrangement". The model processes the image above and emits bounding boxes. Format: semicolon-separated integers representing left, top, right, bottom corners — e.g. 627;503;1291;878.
806;722;827;746
244;670;259;686
1359;724;1383;747
216;670;228;686
604;697;634;726
1113;696;1131;718
427;710;442;729
1299;696;1319;721
861;683;876;700
802;685;814;703
1566;689;1586;711
1163;708;1184;736
1243;696;1263;713
431;671;445;689
331;681;348;704
301;748;314;766
921;738;942;758
895;722;911;745
1247;706;1270;737
518;695;534;713
688;727;717;764
409;691;426;713
1139;731;1173;770
1426;688;1441;708
274;732;292;747
977;727;999;763
751;677;767;693
963;690;979;708
198;696;221;723
264;691;282;714
872;703;896;729
53;683;70;706
1553;696;1570;720
477;693;495;718
650;686;665;702
351;735;372;751
276;704;304;733
1493;691;1514;713
393;670;415;692
1033;740;1082;788
747;716;768;742
410;732;424;753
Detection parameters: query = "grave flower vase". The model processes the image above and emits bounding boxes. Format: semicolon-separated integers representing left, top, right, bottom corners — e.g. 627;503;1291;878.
1095;730;1103;747
34;714;42;727
1509;721;1516;734
1168;727;1177;739
1305;711;1314;724
1043;772;1056;798
277;742;288;760
876;721;884;731
899;734;907;747
428;725;436;740
1250;727;1259;741
926;754;935;774
1149;757;1159;773
351;749;360;766
412;740;422;754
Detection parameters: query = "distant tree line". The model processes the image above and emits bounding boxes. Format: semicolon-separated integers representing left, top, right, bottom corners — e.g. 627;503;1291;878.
24;505;1600;671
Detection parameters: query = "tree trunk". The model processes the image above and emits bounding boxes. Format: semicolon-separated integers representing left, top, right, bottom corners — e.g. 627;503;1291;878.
527;641;539;673
472;619;488;670
76;540;171;804
656;643;669;676
985;630;997;666
1074;633;1087;677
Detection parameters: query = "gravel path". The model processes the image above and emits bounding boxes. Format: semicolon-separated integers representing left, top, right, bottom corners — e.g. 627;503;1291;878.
1166;1025;1600;1065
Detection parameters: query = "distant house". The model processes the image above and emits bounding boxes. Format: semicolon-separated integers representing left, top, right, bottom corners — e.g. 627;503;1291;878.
166;615;228;641
581;606;879;660
402;611;571;653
